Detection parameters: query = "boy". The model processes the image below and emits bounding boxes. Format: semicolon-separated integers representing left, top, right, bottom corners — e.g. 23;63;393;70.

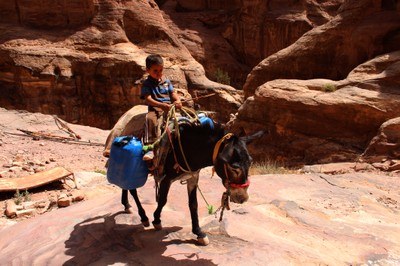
141;54;182;161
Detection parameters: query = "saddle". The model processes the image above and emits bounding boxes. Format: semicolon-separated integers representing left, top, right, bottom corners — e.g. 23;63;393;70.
151;109;214;183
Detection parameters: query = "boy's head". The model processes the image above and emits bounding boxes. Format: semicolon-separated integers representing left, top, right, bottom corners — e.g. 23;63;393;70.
146;54;164;80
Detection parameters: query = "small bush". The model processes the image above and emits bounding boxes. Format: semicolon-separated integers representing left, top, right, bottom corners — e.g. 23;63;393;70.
323;84;337;92
94;169;106;175
13;189;31;205
24;189;31;201
250;160;295;175
214;68;230;85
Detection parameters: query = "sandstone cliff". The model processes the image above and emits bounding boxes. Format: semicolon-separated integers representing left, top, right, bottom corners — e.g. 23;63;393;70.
161;0;344;88
230;0;400;165
0;0;241;129
232;51;400;165
243;0;400;98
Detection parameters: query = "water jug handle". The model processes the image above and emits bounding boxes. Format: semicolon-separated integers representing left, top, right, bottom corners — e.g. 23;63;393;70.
113;136;133;147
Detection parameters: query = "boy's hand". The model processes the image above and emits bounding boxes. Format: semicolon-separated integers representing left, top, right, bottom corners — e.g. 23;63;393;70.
174;100;182;109
161;103;171;112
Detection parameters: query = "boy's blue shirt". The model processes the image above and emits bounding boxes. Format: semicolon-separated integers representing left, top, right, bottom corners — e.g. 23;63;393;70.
140;76;174;112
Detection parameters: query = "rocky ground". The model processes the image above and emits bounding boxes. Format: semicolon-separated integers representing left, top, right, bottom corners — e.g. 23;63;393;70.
0;107;115;228
0;107;399;264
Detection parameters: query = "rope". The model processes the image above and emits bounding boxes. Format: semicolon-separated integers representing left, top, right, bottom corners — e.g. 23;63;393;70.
150;105;214;213
170;106;215;214
215;164;232;221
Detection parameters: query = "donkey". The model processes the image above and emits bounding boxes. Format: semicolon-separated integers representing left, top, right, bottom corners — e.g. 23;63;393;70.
118;121;262;245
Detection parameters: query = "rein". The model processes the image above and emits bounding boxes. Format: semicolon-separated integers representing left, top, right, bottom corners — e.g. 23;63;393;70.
155;106;249;221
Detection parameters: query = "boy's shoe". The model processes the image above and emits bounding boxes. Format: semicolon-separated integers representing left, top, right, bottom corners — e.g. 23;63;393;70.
143;150;154;161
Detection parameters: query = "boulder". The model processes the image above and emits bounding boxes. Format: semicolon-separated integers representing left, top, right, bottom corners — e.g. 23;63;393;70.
57;194;72;208
363;117;400;162
230;51;400;165
70;191;86;202
243;0;400;98
5;200;17;218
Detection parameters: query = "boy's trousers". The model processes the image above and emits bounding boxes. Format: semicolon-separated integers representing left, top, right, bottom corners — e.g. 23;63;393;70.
144;110;165;144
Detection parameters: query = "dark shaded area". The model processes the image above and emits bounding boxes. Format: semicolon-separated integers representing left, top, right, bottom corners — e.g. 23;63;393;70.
381;0;398;10
0;180;64;202
64;213;216;265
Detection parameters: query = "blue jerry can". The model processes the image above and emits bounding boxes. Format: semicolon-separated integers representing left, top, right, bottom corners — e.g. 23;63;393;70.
107;136;149;190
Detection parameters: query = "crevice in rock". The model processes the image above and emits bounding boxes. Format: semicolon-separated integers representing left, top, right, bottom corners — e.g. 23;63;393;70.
14;0;21;25
318;174;347;189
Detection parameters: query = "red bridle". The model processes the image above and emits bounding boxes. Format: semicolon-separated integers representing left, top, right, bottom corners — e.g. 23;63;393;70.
223;163;250;189
229;179;250;189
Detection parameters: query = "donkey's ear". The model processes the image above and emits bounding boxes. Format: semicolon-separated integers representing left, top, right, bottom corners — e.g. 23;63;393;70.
240;130;265;144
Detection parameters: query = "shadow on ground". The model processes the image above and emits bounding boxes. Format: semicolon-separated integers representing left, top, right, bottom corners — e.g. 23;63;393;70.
64;211;216;265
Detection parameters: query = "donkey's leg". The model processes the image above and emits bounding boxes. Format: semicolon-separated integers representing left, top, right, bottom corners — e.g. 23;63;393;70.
187;172;209;245
129;189;149;227
152;179;171;230
121;189;133;213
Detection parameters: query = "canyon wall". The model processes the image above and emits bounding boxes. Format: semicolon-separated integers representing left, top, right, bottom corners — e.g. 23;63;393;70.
0;0;241;129
162;0;344;88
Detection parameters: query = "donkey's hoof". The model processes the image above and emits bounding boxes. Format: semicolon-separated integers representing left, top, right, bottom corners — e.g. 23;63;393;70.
142;220;150;227
197;236;210;246
152;222;162;231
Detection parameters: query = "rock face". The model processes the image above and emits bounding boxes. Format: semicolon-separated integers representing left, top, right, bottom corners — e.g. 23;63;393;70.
231;51;400;165
363;117;400;162
161;0;250;89
243;0;400;98
161;0;343;88
0;0;242;129
224;0;344;67
0;0;96;28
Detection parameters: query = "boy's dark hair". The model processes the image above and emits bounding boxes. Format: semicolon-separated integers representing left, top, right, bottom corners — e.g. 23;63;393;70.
146;54;163;69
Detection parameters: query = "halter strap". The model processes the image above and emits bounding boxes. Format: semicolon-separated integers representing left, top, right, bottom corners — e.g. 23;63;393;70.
212;133;234;165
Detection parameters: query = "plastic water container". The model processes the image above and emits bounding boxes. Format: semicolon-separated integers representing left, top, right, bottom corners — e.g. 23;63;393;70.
199;116;214;130
107;136;149;190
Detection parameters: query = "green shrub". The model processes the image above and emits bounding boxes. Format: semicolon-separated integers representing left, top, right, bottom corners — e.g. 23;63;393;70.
13;189;31;204
250;160;295;175
214;68;230;85
323;84;337;92
24;189;31;201
94;169;106;175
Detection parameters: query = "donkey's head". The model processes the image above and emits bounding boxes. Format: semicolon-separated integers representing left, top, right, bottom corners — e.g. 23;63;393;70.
214;131;263;204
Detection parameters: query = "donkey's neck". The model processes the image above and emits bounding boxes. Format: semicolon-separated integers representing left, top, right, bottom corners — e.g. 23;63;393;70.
177;124;225;172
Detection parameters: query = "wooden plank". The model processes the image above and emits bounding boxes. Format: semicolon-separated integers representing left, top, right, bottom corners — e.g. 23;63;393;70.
0;167;73;192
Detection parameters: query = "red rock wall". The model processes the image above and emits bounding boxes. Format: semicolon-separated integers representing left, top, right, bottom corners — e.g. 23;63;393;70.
243;0;400;98
0;0;242;129
224;0;344;67
164;0;344;88
176;0;241;11
0;52;145;129
0;0;96;28
231;51;400;165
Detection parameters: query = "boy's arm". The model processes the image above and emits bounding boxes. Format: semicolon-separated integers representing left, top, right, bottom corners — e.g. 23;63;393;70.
144;95;170;112
170;91;182;109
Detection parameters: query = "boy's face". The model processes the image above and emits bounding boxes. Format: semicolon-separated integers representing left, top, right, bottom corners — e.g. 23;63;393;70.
147;64;163;80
